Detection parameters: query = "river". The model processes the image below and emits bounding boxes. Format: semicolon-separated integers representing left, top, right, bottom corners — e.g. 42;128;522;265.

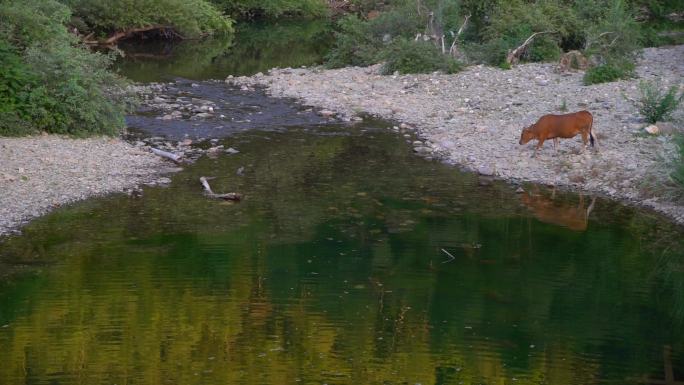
0;21;683;385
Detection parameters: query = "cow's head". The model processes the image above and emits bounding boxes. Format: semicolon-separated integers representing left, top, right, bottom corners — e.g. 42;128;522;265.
519;126;534;145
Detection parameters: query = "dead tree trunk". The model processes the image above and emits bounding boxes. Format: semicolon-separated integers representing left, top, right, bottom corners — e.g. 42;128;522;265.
448;14;471;57
506;31;555;65
82;25;178;46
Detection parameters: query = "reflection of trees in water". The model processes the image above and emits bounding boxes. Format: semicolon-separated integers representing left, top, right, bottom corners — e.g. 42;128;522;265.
653;240;684;325
1;128;683;384
117;20;333;81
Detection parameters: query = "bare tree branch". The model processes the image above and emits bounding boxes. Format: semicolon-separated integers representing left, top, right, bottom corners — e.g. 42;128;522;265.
449;14;471;57
585;31;617;50
506;31;556;65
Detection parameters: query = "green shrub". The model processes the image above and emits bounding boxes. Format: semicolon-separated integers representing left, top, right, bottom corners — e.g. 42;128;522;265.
22;44;131;136
0;42;34;118
528;35;562;62
210;0;327;19
0;0;133;136
481;0;579;64
639;20;684;47
584;0;641;63
325;15;380;68
583;60;635;85
325;0;434;67
381;39;462;75
635;81;684;123
61;0;234;38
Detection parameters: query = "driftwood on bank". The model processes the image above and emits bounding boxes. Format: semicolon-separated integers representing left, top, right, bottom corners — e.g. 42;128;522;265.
81;25;182;46
199;177;242;201
151;148;182;163
506;31;556;65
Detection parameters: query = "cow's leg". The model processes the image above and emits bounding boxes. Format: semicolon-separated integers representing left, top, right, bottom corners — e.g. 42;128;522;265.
534;138;546;158
581;131;589;151
553;138;559;152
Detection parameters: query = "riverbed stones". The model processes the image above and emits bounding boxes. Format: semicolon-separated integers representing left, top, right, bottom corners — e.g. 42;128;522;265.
232;45;684;225
0;136;171;236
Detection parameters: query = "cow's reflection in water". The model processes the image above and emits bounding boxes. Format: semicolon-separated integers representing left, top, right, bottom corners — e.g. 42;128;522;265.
521;188;597;231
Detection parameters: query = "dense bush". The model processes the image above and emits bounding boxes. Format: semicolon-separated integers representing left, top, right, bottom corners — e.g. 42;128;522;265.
635;81;684;123
381;39;462;74
61;0;233;38
483;0;579;63
0;0;131;136
0;43;33;115
583;60;635;85
209;0;327;19
325;15;380;68
327;0;677;76
584;0;641;62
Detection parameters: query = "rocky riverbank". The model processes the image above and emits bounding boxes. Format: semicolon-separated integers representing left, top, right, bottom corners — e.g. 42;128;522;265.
232;45;684;225
0;136;171;236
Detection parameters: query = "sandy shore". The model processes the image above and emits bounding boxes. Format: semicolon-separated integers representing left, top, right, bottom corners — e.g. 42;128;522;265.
233;45;684;224
0;135;169;236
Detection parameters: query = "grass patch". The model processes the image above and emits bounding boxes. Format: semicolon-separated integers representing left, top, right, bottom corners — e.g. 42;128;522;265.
635;80;684;123
583;60;635;85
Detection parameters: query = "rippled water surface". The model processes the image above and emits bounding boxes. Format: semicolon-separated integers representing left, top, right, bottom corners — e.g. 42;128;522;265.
1;122;683;385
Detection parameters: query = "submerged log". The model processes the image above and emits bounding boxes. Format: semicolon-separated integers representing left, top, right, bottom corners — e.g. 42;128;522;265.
199;177;241;201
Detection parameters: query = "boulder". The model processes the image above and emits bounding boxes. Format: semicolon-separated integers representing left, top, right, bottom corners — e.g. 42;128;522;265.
557;50;589;72
644;125;660;135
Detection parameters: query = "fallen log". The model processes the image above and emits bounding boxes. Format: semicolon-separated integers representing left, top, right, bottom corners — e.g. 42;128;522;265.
81;25;179;46
151;148;182;163
200;177;242;201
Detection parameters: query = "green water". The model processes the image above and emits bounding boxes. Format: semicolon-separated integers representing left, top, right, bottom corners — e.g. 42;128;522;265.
116;20;334;82
1;124;683;385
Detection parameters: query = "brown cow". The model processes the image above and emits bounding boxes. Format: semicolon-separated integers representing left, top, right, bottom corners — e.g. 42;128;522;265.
519;110;597;157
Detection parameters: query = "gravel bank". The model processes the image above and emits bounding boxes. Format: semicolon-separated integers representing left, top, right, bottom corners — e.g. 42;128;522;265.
0;136;168;236
233;45;684;224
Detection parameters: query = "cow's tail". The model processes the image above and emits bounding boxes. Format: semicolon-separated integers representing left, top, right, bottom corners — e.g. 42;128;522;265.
589;114;595;148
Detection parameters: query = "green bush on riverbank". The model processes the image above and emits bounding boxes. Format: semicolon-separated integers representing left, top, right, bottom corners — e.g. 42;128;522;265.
0;0;234;137
62;0;234;38
326;0;682;77
210;0;327;20
1;0;131;136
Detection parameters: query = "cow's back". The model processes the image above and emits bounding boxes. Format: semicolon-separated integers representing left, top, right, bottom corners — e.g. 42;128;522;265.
535;111;592;139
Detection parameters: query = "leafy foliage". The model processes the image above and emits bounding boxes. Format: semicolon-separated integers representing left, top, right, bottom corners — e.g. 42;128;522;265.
635;81;684;123
381;39;462;74
327;0;675;76
325;15;380;68
583;59;635;85
210;0;327;19
0;0;132;136
584;0;641;63
61;0;233;37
